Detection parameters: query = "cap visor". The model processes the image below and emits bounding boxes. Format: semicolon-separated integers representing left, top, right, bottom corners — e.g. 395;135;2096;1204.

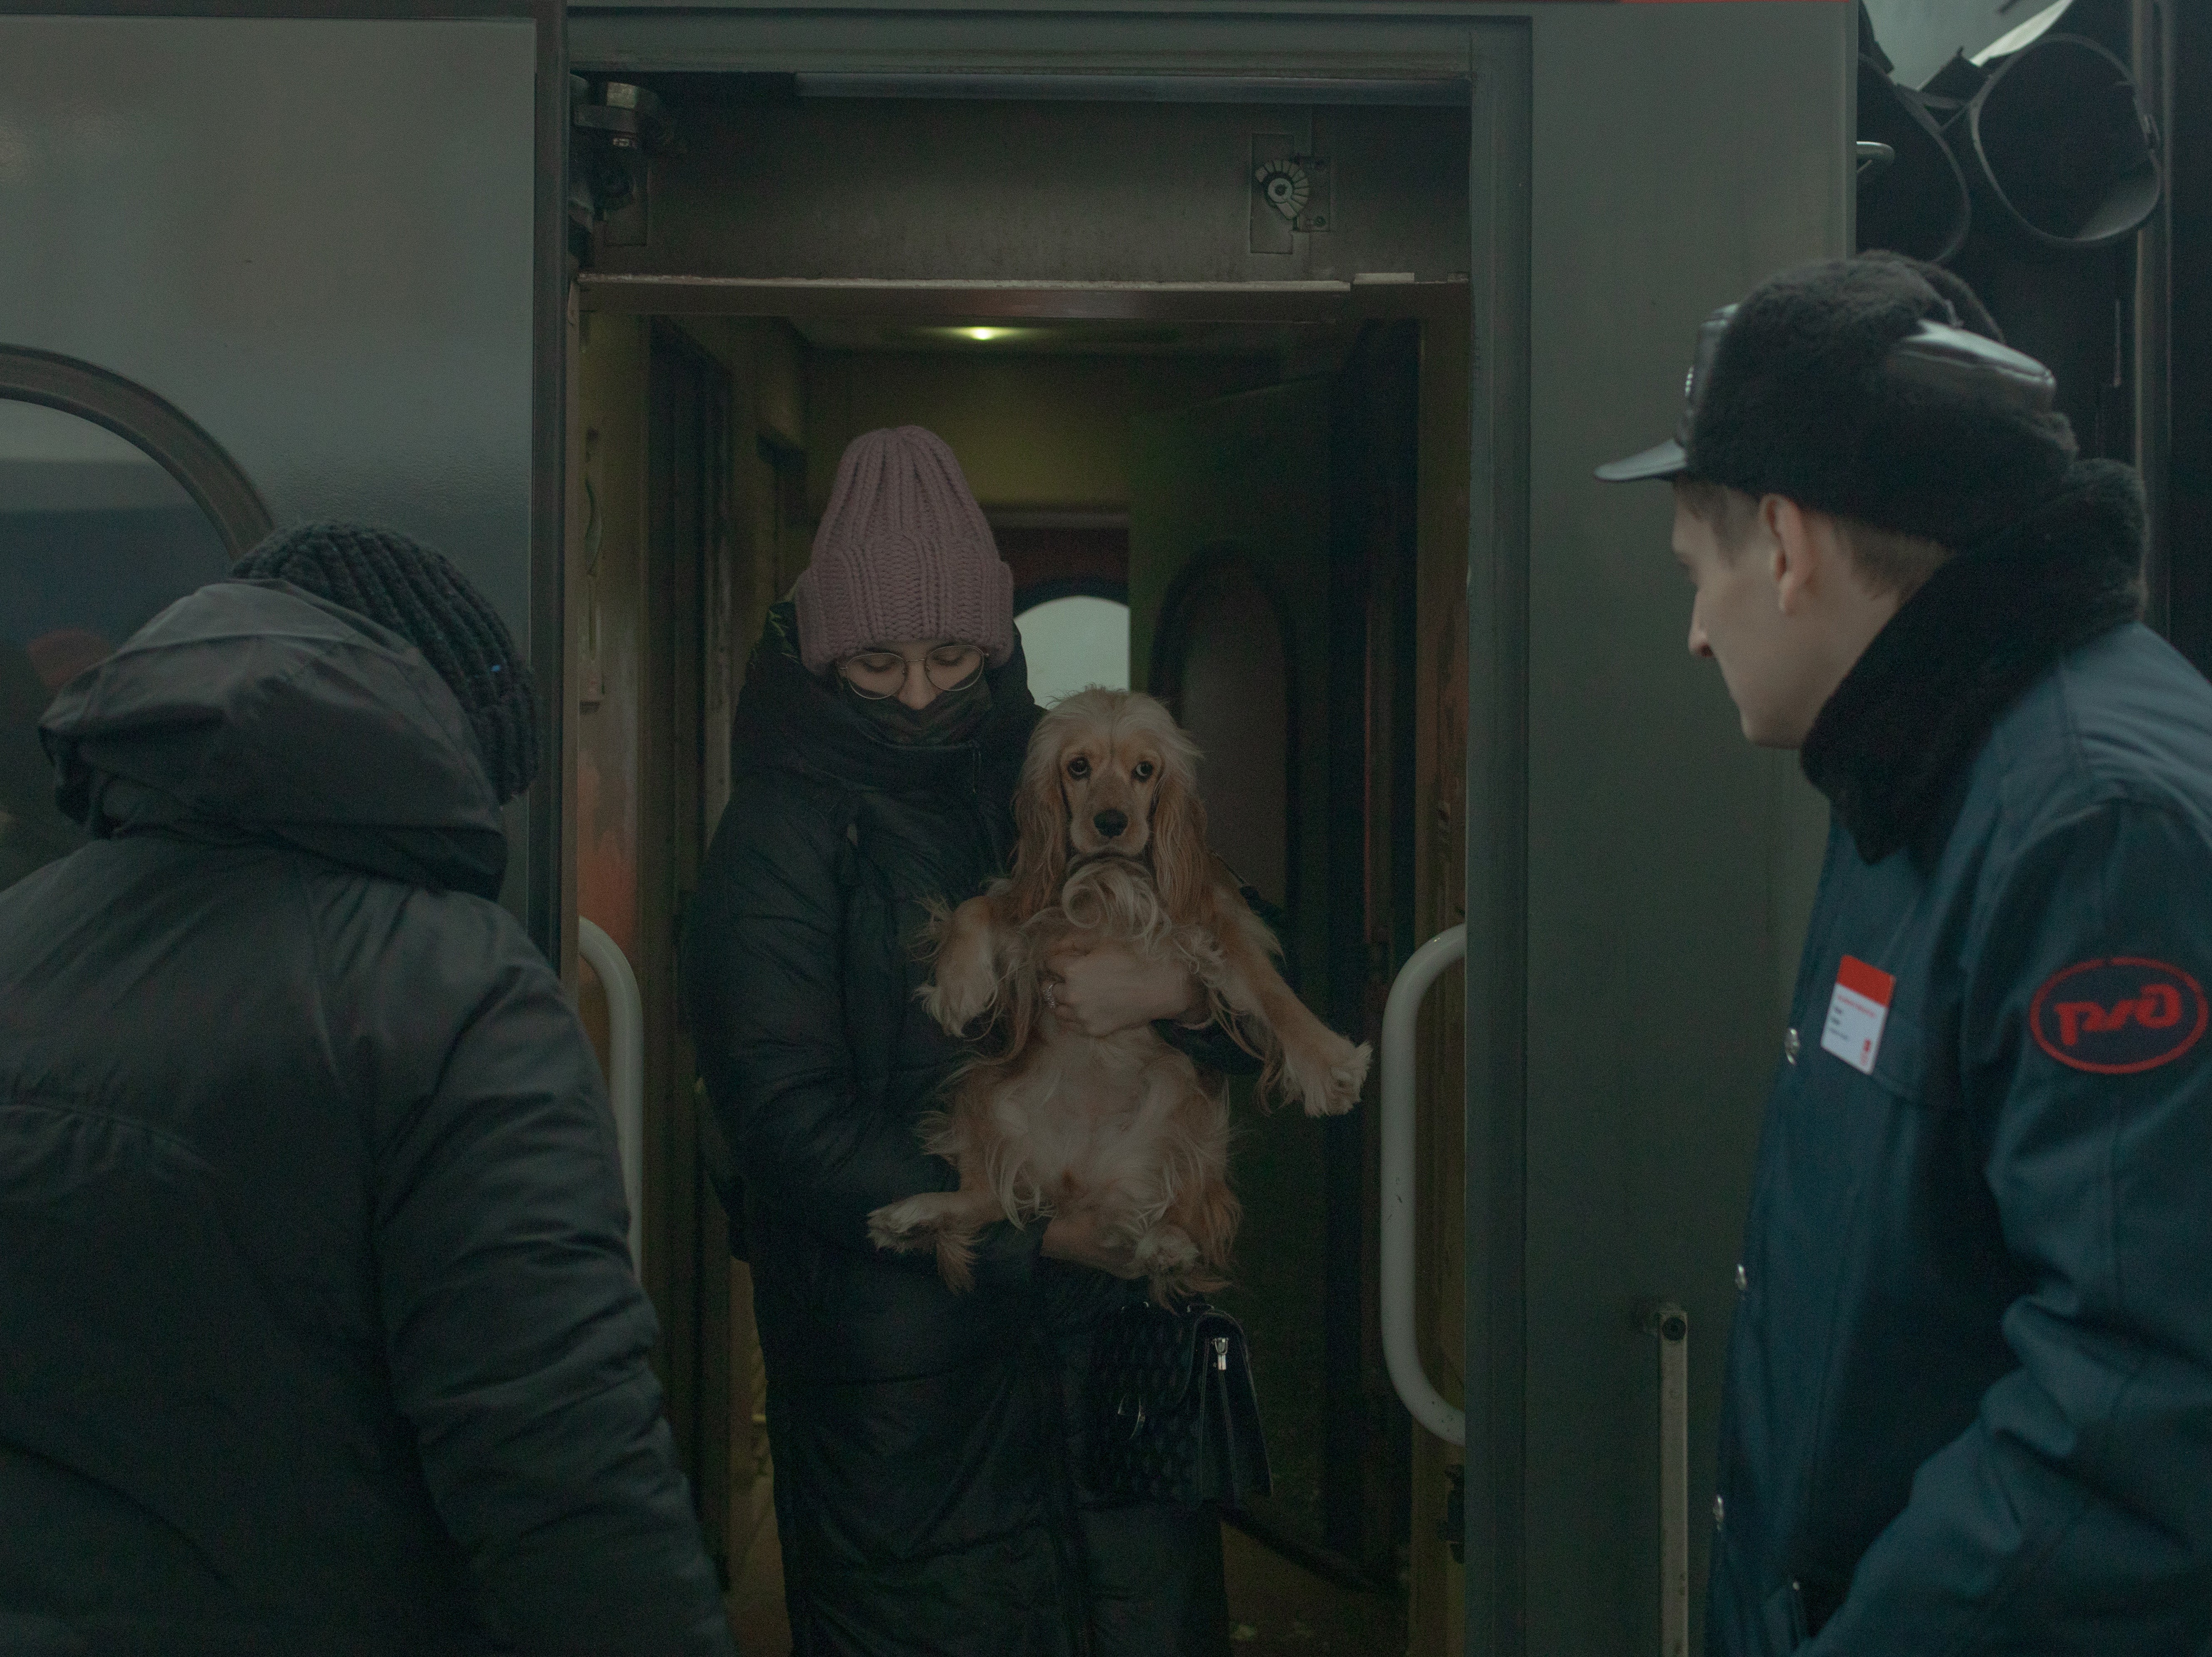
1594;440;1687;483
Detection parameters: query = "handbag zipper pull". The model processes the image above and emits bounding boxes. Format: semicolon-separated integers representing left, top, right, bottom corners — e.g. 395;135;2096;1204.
1213;1336;1229;1371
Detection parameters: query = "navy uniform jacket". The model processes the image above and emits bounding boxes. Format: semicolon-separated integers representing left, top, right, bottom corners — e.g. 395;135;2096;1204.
1709;463;2212;1655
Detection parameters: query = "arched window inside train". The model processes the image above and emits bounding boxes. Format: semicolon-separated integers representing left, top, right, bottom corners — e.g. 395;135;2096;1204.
0;350;269;894
1014;586;1130;709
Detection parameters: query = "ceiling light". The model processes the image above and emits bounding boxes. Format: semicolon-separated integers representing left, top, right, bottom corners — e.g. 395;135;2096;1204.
897;324;1051;348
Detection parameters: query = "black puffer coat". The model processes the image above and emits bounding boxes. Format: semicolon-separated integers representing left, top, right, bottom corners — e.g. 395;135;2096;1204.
685;607;1086;1655
0;581;733;1657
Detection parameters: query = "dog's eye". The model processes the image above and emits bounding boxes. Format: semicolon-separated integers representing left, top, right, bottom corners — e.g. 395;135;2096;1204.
1133;761;1156;781
1068;757;1091;779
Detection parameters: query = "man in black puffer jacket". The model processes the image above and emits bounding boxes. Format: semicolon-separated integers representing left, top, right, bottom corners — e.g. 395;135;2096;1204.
0;525;736;1657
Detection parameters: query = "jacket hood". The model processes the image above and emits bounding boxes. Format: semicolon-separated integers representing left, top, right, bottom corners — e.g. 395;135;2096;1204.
730;601;1040;802
1801;458;2147;864
39;579;507;898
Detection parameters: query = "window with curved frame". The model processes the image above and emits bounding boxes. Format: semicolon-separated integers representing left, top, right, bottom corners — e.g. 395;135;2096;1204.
1014;577;1131;709
0;347;271;893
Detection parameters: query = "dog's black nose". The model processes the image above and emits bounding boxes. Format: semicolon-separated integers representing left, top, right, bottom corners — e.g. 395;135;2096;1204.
1093;809;1130;840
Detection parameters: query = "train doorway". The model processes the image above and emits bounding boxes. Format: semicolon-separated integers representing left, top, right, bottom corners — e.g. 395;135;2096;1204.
573;285;1467;1656
566;75;1474;1651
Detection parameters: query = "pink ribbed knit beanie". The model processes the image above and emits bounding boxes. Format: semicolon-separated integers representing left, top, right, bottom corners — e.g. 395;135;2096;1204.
794;426;1015;676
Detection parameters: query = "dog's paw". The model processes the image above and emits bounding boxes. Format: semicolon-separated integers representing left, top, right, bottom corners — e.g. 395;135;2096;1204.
922;972;992;1035
917;979;957;1033
867;1197;940;1252
934;901;1004;1002
922;921;1001;1033
1137;1226;1229;1301
1133;1225;1200;1278
1325;1040;1373;1114
1290;1033;1371;1117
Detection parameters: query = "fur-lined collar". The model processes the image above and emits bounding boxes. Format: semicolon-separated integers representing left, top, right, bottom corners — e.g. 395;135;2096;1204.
1801;460;2147;864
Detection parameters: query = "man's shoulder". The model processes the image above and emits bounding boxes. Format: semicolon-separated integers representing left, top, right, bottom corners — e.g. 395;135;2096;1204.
1986;623;2212;840
297;861;560;1036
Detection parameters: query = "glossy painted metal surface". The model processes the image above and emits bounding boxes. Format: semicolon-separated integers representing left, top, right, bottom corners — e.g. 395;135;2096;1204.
0;11;541;916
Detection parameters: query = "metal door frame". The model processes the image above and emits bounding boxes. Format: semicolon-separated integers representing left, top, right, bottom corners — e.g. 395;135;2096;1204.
570;7;1531;1646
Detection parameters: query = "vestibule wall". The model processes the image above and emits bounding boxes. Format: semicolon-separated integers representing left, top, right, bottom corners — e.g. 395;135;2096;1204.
805;350;1281;517
570;306;808;1594
675;315;810;679
569;305;803;1069
573;312;648;971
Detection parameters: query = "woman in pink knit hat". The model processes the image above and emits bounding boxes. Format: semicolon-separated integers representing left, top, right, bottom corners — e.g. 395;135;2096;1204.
685;427;1247;1656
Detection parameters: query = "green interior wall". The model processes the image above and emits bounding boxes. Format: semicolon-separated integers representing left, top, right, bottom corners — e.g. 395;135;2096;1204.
805;351;1281;515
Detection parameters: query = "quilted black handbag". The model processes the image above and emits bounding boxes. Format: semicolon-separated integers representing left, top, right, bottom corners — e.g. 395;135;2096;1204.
1086;1297;1272;1510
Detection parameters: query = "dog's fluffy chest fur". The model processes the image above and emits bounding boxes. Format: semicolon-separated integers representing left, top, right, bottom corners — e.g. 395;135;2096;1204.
982;862;1224;1206
985;1022;1200;1204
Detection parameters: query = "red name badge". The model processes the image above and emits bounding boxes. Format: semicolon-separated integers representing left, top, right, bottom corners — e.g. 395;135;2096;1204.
1821;955;1895;1075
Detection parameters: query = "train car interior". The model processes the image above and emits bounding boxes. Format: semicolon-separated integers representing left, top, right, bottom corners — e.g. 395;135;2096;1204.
560;80;1477;1655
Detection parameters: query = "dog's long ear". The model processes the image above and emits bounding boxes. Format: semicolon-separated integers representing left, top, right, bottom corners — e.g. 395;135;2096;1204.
1150;744;1216;928
1003;724;1068;923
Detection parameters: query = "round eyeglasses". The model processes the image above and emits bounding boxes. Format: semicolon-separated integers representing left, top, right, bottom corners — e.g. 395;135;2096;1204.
836;642;985;701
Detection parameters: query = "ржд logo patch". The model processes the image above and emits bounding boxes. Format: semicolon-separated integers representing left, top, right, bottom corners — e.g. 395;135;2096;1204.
2030;957;2209;1074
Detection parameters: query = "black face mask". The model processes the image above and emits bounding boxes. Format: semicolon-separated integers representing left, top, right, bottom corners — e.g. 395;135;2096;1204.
838;672;994;747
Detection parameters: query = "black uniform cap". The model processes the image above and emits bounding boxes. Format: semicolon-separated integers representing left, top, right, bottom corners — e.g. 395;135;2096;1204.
1598;253;2078;551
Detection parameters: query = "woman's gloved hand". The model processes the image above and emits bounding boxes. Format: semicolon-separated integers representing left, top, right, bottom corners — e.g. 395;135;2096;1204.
1043;938;1209;1037
1040;1203;1146;1279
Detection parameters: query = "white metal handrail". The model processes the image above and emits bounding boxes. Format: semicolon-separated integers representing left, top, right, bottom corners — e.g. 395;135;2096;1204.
576;917;645;1274
1380;923;1468;1447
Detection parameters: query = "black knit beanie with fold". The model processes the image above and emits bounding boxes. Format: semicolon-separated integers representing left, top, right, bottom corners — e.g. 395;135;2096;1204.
232;522;540;802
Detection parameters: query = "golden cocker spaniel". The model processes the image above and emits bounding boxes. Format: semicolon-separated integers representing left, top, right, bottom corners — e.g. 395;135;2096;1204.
866;688;1372;1299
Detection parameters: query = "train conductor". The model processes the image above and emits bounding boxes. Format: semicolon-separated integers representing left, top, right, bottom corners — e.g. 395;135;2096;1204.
1600;252;2212;1655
